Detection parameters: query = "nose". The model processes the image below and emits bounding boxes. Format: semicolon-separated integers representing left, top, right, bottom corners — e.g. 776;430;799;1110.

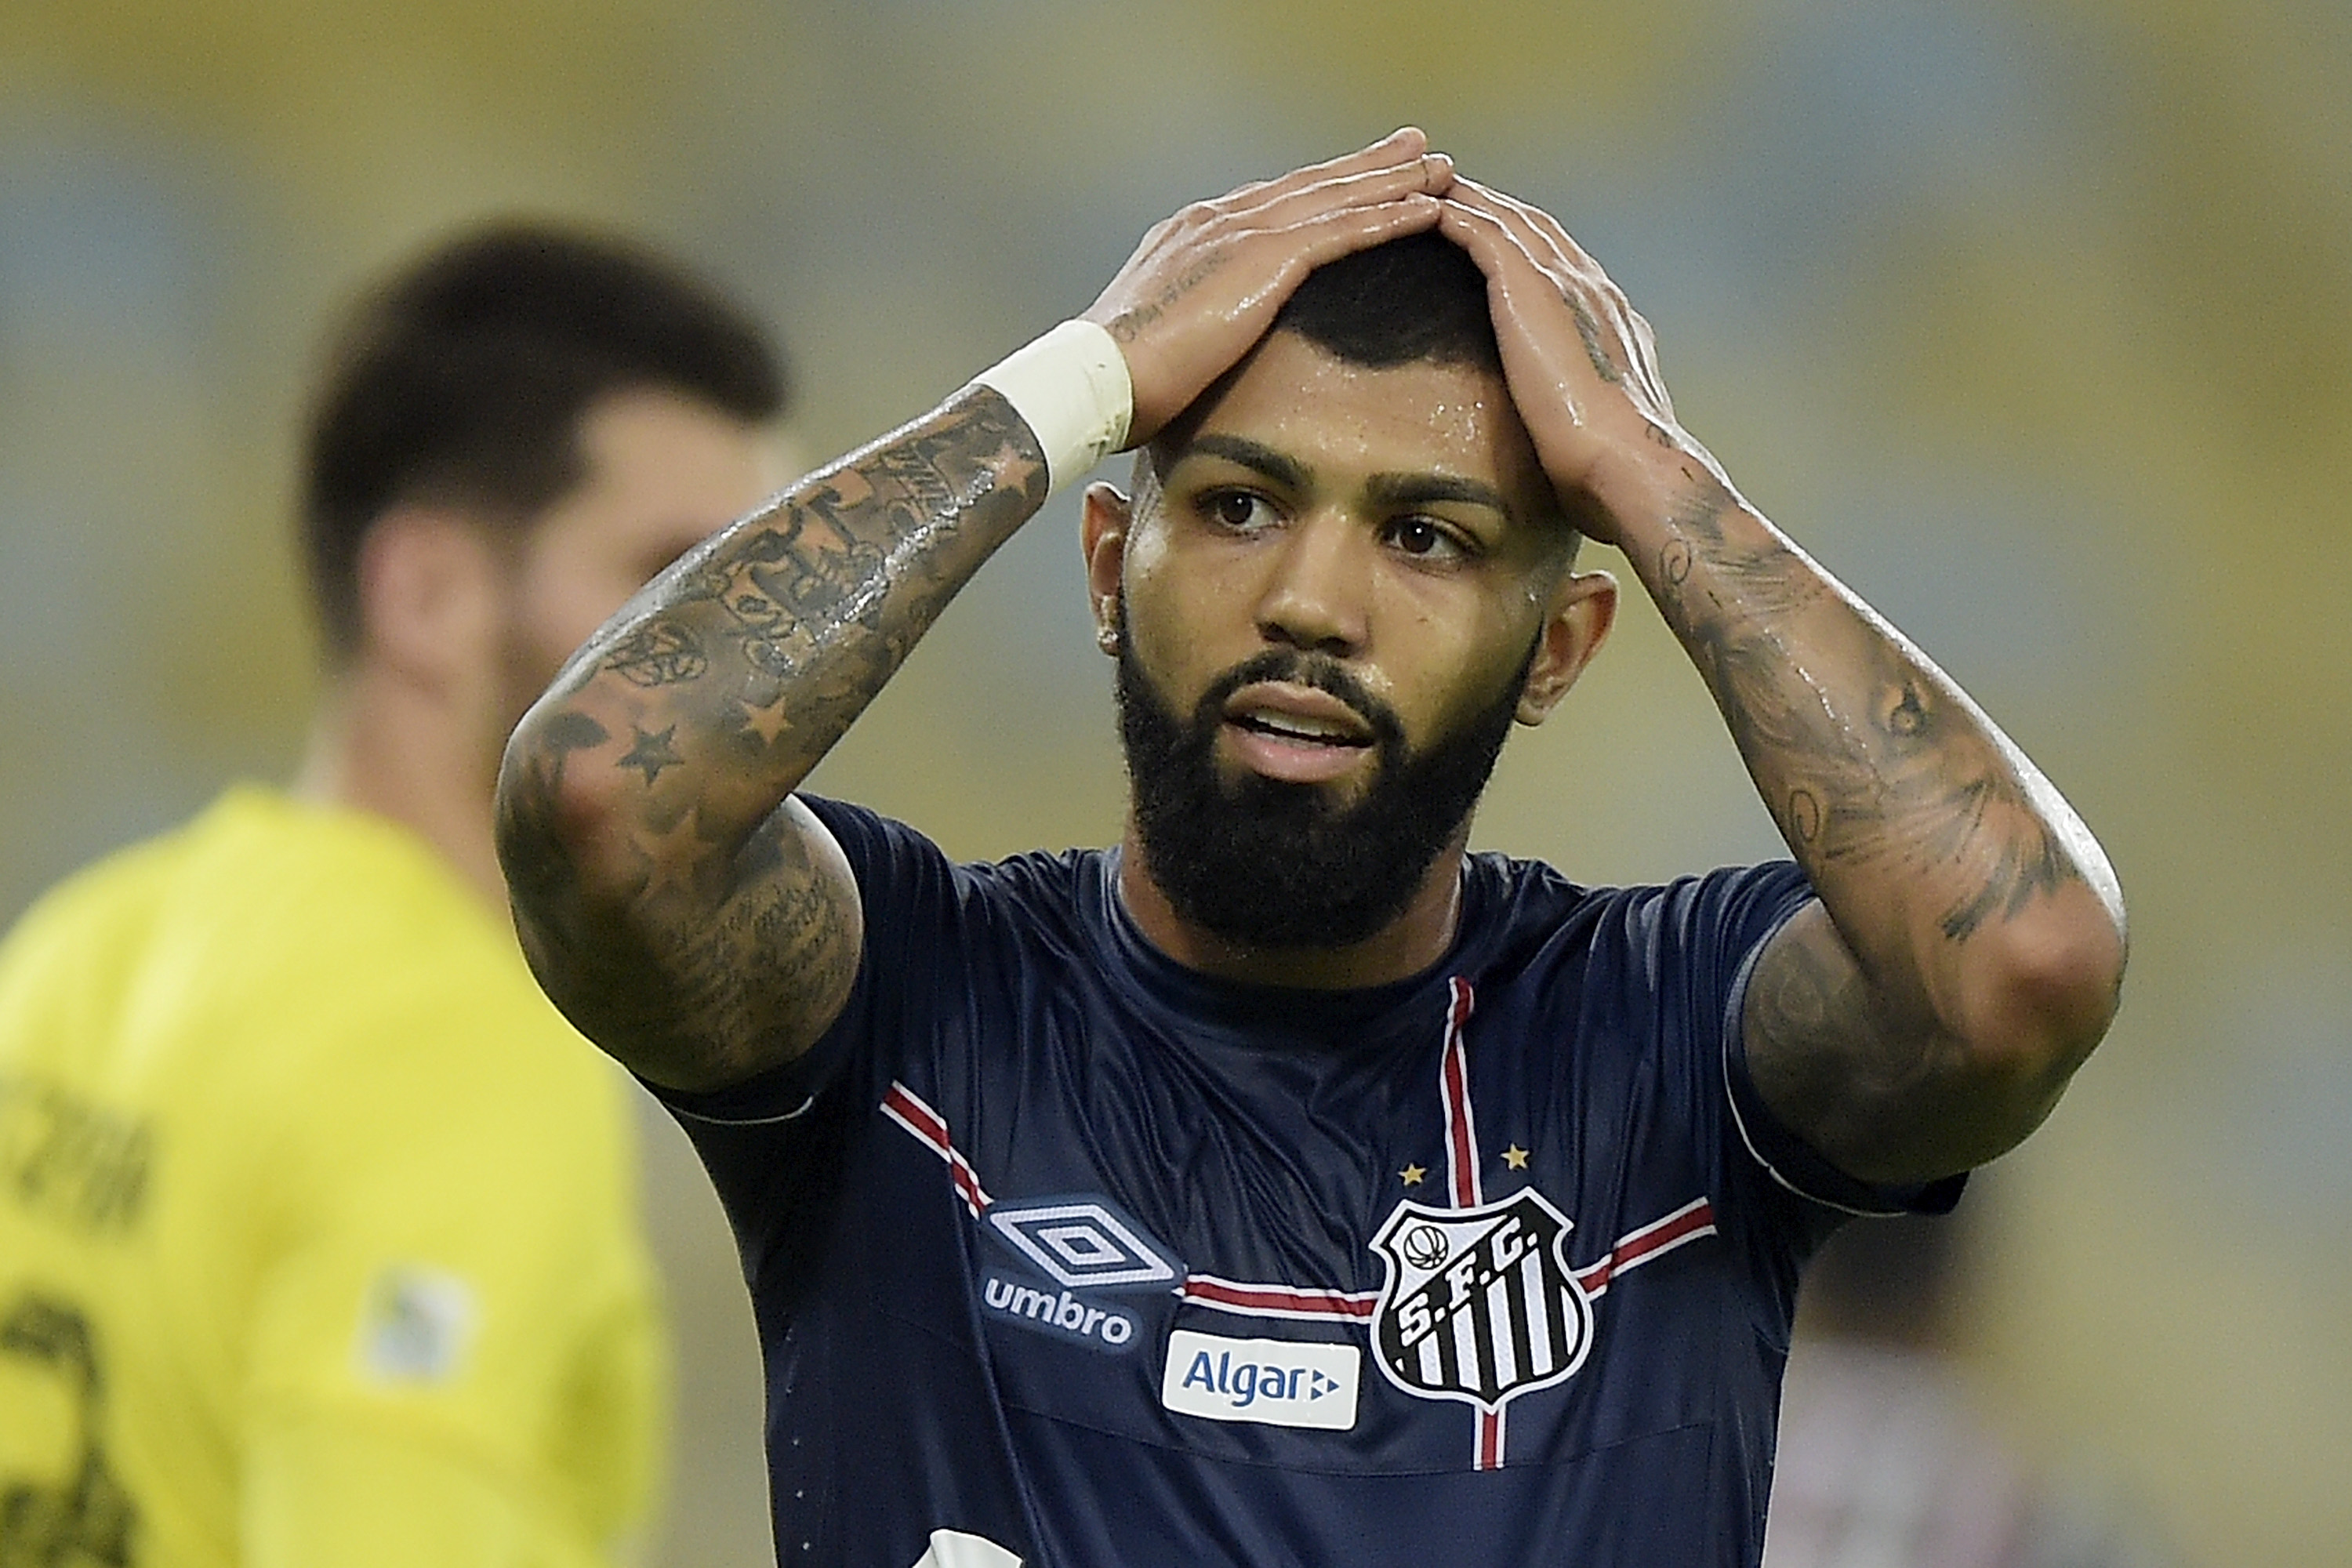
1253;510;1370;657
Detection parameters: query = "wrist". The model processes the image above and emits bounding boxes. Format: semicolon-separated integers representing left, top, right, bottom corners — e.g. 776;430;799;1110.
970;320;1133;494
1580;433;1736;549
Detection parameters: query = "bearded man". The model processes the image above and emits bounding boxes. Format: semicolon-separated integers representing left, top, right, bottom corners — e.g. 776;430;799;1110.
496;130;2125;1568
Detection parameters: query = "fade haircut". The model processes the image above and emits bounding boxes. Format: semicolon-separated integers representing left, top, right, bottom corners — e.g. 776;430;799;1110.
301;223;787;660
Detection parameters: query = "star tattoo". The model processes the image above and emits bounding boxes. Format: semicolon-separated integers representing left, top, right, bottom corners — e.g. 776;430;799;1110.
737;695;794;746
619;724;684;785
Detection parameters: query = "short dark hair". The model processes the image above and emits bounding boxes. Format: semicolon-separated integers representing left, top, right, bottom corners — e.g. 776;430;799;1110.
1268;229;1501;373
301;223;787;659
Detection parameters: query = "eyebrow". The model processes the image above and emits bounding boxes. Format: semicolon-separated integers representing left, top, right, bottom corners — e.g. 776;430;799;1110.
1180;433;1518;520
1363;471;1515;517
1181;434;1311;493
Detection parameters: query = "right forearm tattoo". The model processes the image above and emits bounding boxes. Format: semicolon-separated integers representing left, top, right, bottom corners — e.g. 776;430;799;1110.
498;388;1047;1071
659;391;1036;763
622;394;1044;762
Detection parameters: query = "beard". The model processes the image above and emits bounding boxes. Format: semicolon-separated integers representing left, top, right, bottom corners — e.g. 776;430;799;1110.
1115;630;1533;952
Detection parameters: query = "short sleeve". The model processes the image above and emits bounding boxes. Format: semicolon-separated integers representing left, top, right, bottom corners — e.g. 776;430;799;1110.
1685;866;1965;1221
640;796;975;1298
1722;1014;1967;1219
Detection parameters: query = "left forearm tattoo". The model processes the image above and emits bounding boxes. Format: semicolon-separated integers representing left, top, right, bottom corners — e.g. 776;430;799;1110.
1650;477;2084;946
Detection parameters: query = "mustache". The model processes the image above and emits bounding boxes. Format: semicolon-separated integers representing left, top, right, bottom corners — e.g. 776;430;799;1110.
1195;648;1406;752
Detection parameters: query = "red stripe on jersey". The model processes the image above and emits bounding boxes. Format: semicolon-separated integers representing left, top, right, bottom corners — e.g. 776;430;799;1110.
1479;1410;1504;1470
1181;1275;1380;1321
1576;1196;1717;1298
1439;978;1481;1207
880;1080;993;1218
1436;976;1497;1472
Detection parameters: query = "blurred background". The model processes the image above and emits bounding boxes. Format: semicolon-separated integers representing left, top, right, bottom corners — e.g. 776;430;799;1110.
2;1;2344;1563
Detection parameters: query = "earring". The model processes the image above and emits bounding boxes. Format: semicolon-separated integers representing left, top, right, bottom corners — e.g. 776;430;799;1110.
1096;622;1120;655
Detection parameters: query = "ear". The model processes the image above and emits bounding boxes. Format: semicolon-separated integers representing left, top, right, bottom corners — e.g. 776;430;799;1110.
1515;567;1618;725
1080;481;1133;652
353;506;503;687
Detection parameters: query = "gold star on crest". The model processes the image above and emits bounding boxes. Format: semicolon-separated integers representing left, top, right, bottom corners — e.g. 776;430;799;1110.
1502;1145;1530;1170
1399;1164;1427;1187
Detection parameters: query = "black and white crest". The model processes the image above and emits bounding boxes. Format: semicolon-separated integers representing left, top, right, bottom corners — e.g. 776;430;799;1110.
1369;1187;1594;1414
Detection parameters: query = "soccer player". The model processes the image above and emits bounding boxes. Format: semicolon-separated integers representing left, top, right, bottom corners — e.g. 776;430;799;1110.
497;130;2126;1568
0;227;790;1565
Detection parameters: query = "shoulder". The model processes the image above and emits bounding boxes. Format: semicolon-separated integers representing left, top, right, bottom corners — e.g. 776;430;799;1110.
194;793;630;1126
800;791;1106;939
0;812;209;996
1461;852;1811;977
0;795;309;1068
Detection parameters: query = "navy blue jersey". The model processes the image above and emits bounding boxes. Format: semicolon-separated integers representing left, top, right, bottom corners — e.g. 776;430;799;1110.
657;797;1961;1568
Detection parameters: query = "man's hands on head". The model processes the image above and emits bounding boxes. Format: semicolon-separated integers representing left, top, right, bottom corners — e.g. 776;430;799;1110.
1436;177;1732;547
1083;128;1456;445
1087;141;1731;546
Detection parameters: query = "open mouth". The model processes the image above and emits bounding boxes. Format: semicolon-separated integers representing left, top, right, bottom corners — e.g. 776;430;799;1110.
1221;683;1377;781
1229;710;1373;747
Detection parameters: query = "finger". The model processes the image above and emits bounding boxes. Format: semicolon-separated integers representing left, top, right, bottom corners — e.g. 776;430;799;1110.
1436;195;1549;286
1103;167;1449;334
1462;187;1665;398
1227;127;1431;206
1265;191;1449;275
1212;151;1454;235
1445;184;1645;385
1093;191;1450;441
1446;176;1576;247
1443;177;1590;277
1449;185;1654;391
1439;199;1630;389
1442;200;1670;412
1435;203;1568;341
1624;308;1665;392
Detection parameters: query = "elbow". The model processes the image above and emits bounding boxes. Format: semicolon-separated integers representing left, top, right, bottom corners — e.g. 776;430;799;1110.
493;706;635;918
492;717;670;1062
1952;883;2129;1104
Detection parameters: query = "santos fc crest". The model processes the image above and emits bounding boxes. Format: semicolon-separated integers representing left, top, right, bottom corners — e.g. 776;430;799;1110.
1369;1187;1594;1414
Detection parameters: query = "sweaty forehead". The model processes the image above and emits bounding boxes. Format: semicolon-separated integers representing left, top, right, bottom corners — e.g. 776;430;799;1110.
1152;331;1554;524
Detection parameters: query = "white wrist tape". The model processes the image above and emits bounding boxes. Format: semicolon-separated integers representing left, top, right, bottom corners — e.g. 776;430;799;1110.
970;319;1133;493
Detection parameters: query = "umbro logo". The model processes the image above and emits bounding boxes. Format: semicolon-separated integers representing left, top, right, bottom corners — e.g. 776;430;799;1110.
988;1197;1180;1290
981;1272;1140;1350
978;1196;1183;1356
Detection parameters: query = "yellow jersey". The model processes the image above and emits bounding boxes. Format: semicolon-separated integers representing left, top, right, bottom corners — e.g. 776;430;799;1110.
0;787;666;1566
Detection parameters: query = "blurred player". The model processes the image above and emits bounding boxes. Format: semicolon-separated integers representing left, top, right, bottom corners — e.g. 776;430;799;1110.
498;131;2126;1567
1766;1213;2183;1568
0;226;789;1566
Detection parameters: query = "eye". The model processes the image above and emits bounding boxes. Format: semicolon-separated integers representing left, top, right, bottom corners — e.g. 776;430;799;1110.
1201;489;1278;532
1384;514;1469;562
